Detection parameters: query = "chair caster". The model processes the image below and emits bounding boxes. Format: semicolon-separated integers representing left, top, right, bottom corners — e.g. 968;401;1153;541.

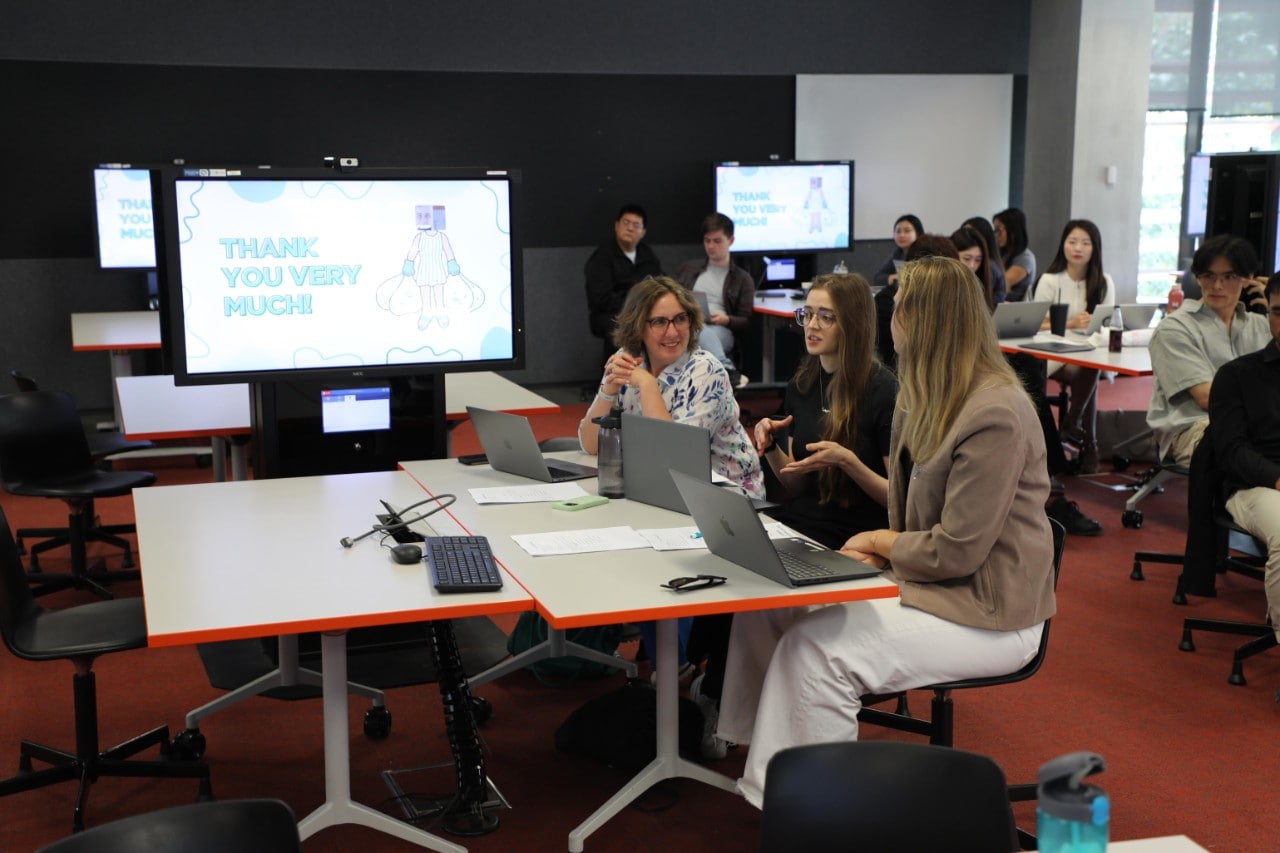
1112;454;1131;473
1122;509;1143;529
172;727;206;761
363;705;392;739
469;695;493;726
1228;665;1246;686
1178;631;1195;652
1130;560;1144;581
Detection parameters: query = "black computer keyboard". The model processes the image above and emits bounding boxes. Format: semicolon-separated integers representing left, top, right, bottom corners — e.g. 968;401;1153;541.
425;536;504;593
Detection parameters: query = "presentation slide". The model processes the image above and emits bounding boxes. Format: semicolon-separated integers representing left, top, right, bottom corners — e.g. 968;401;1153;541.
94;167;156;268
715;162;851;252
171;176;515;377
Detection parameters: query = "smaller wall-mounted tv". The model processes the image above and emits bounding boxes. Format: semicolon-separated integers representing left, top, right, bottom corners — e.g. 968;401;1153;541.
153;164;525;385
93;166;157;269
714;161;854;254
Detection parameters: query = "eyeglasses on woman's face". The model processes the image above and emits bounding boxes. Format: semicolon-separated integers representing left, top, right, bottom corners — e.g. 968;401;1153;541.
646;312;691;332
795;307;837;329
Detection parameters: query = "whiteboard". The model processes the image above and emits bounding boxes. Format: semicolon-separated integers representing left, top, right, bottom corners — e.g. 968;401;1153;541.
796;75;1013;242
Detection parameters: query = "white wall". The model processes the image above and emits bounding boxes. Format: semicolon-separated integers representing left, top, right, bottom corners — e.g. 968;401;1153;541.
796;74;1013;240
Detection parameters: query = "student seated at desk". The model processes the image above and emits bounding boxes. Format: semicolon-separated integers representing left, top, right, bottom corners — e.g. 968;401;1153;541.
718;257;1056;809
579;275;764;687
754;272;896;550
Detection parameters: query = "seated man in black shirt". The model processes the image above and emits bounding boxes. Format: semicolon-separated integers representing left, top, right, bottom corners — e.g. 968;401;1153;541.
1209;273;1280;642
583;204;663;364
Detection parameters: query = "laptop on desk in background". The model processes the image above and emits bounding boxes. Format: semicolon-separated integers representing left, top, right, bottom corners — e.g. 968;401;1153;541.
993;302;1051;339
466;406;597;483
670;470;881;587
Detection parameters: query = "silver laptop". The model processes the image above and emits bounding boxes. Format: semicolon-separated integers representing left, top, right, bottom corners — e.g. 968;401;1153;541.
670;470;881;587
993;301;1051;339
622;414;711;513
1116;303;1158;330
466;406;597;483
1069;304;1116;336
692;290;711;320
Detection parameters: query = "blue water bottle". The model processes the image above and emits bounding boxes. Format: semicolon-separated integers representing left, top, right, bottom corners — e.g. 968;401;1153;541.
1037;751;1109;852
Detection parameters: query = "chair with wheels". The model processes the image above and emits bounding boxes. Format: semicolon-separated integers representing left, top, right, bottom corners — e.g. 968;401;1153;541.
7;371;154;573
1178;512;1274;686
0;507;212;832
1120;457;1188;529
0;390;156;597
855;516;1064;837
36;799;296;853
759;741;1018;853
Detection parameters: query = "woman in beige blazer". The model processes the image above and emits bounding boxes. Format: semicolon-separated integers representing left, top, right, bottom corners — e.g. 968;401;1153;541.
720;256;1057;809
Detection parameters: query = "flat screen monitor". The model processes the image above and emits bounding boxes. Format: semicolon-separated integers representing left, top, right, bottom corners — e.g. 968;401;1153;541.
1186;153;1211;237
763;256;797;283
93;166;157;269
153;165;525;385
320;385;391;433
714;161;853;254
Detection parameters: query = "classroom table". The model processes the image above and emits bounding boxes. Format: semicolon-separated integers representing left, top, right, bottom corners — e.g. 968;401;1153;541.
751;292;806;383
398;455;899;852
999;336;1153;376
70;310;162;428
115;375;251;481
132;471;533;851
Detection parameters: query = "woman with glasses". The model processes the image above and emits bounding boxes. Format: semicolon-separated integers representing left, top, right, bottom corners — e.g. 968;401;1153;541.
1033;219;1114;473
579;275;763;690
993;208;1036;301
754;273;897;550
719;257;1055;809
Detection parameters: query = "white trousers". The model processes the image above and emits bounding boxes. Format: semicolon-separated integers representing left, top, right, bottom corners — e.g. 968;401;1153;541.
719;598;1044;808
1225;487;1280;641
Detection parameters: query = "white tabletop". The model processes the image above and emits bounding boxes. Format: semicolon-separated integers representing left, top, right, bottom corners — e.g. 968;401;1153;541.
1109;836;1208;852
133;470;533;648
398;456;898;630
444;371;558;420
70;310;162;350
115;375;252;440
1000;336;1153;376
752;291;807;318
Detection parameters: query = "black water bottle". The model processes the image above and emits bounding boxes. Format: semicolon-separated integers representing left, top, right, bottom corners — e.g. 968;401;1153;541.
592;406;624;498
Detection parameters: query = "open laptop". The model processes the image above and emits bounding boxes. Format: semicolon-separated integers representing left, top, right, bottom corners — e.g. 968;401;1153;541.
691;290;711;320
466;406;597;482
992;302;1051;339
1069;304;1116;337
622;414;711;513
670;470;881;587
1116;303;1159;330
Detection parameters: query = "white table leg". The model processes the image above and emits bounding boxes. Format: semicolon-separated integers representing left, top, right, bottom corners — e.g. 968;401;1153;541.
297;631;467;852
567;619;736;852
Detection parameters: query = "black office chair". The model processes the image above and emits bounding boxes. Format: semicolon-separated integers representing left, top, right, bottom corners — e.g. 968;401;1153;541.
36;799;297;853
0;507;212;831
759;741;1018;853
856;517;1064;836
1178;512;1275;687
0;390;156;597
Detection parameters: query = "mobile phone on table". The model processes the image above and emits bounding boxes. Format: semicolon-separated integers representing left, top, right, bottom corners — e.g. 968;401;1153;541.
457;453;488;466
552;495;609;511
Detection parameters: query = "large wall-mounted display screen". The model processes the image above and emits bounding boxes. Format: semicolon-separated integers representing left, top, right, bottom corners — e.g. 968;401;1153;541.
154;165;524;384
713;161;853;253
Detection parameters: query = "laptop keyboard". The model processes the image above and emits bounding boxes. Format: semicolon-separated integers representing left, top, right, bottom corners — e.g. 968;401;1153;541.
777;550;841;581
425;536;504;593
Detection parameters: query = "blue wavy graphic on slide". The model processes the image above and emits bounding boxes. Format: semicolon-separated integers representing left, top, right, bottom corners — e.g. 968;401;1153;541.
177;181;205;245
479;326;514;359
479;181;511;235
385;344;465;364
299;181;376;200
228;181;286;203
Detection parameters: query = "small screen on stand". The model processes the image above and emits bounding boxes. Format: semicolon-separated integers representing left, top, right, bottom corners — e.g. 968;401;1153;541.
320;386;392;434
764;257;796;283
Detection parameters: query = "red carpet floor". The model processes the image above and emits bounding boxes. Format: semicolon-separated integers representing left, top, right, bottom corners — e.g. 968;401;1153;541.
1;374;1277;851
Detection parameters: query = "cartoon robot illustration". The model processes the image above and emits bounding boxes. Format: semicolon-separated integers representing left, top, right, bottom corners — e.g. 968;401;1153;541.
804;176;828;233
403;204;461;329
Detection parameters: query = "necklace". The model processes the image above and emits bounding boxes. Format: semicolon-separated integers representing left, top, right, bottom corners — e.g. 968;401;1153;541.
819;370;831;414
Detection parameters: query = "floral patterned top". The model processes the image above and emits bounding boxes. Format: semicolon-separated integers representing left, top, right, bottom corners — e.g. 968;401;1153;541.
616;347;764;499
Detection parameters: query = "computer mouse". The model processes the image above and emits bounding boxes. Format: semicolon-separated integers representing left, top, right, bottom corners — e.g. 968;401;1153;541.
389;543;423;564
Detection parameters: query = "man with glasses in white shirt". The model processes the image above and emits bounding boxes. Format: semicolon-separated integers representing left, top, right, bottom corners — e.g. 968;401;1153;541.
584;204;663;363
1147;234;1271;466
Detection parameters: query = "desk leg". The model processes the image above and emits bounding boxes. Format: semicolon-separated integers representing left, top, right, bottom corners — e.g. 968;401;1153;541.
567;619;736;852
760;317;778;384
184;635;385;731
105;348;134;430
211;437;227;483
297;631;467;852
467;625;637;689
